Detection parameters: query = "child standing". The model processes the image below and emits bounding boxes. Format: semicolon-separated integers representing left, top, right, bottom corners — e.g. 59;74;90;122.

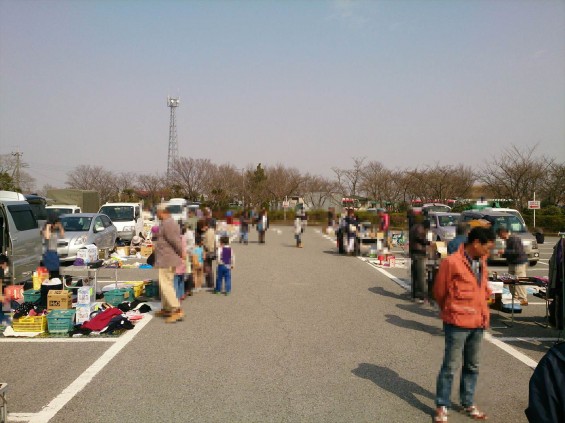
215;236;234;295
192;240;205;292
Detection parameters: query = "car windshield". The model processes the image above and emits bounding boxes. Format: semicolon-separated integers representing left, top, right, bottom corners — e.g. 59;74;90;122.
99;206;134;222
490;215;527;233
167;205;183;214
438;215;459;227
61;216;92;232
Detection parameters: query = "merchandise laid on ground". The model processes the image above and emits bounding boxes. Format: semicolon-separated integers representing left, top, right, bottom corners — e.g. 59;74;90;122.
1;258;159;339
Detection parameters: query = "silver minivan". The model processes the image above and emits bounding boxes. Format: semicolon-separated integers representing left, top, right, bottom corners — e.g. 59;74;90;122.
0;191;43;284
460;210;540;266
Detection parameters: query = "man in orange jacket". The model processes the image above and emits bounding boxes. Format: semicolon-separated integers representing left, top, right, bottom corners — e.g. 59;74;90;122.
433;226;495;422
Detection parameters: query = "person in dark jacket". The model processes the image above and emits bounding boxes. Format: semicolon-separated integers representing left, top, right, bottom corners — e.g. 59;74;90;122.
525;341;565;422
409;218;430;302
497;227;529;305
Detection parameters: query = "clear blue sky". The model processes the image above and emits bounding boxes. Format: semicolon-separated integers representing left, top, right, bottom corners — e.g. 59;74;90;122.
1;0;564;188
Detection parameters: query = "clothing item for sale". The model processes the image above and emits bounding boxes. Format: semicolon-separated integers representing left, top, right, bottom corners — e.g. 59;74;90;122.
81;308;123;331
13;302;46;319
100;314;135;334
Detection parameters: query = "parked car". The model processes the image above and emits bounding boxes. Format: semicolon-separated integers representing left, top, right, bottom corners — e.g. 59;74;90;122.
459;210;540;266
427;212;461;242
57;213;117;262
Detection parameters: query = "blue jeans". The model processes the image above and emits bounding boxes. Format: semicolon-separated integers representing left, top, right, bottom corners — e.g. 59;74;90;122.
174;274;184;299
436;323;484;408
240;231;248;243
215;264;231;293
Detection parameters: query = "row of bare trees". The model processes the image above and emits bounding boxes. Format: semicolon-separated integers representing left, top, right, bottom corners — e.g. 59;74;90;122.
28;144;563;211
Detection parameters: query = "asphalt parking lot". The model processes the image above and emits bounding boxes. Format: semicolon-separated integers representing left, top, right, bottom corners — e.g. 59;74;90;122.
1;228;560;422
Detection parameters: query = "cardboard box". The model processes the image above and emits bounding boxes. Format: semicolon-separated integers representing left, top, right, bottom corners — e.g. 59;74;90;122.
75;303;97;324
76;286;95;305
140;246;154;258
76;244;98;264
48;290;72;310
116;246;130;257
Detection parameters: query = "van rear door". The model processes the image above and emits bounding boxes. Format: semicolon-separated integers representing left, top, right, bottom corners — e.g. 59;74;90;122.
1;202;42;284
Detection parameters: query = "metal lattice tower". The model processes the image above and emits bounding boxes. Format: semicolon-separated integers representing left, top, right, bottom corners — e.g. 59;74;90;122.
166;96;180;179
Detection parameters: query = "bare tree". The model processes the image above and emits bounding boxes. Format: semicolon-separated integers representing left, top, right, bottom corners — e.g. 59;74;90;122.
66;165;116;204
302;174;340;209
332;156;366;197
540;162;565;206
421;164;475;202
204;163;241;208
264;164;305;203
479;145;553;209
0;153;35;192
137;173;167;207
172;157;214;201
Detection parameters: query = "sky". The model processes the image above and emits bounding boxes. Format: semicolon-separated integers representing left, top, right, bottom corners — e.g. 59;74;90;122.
1;0;564;189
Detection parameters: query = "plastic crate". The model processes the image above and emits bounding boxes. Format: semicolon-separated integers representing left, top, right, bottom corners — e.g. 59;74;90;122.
104;288;132;306
12;315;47;333
123;281;144;298
47;309;76;333
23;289;41;303
144;282;158;298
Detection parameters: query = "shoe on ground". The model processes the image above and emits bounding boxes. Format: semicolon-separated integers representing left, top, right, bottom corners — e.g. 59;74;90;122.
520;300;529;306
154;309;171;317
434;406;448;422
165;309;184;323
224;292;230;296
214;291;220;295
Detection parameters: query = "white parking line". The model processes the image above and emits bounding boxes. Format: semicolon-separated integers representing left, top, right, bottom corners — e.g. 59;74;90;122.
484;333;538;369
494;337;561;342
24;314;153;423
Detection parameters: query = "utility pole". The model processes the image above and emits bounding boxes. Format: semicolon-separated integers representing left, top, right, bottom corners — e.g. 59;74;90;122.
12;151;22;190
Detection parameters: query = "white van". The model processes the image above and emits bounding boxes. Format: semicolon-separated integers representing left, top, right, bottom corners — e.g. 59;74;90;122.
0;191;43;284
46;205;81;218
166;198;188;224
98;202;144;242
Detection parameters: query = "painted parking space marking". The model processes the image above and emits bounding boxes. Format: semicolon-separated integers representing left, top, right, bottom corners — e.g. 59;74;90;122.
318;232;541;369
8;314;153;423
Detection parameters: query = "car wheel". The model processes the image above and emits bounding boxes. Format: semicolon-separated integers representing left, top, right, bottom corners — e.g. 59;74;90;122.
529;260;538;267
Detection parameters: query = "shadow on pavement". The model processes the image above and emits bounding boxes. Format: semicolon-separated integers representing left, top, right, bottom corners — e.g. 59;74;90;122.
396;303;440;319
385;314;443;336
369;286;411;301
352;363;435;415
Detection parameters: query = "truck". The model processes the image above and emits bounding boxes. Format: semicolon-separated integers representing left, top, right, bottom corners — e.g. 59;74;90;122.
98;202;144;242
46;189;100;213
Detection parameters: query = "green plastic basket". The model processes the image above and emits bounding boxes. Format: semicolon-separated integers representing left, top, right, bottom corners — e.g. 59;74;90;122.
47;309;76;333
23;289;41;303
144;283;158;298
104;288;133;306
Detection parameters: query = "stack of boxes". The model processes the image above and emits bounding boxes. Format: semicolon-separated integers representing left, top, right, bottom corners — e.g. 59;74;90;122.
75;286;96;324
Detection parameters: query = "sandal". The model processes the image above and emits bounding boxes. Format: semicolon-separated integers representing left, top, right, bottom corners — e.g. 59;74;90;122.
465;405;488;420
434;406;448;422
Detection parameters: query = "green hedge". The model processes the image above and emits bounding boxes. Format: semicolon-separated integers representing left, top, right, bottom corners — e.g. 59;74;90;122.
524;215;565;233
